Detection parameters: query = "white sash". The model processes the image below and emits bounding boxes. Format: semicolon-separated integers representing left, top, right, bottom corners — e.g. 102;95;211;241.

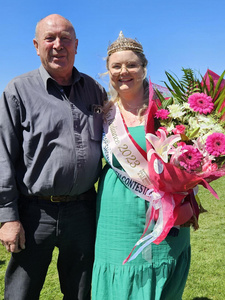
102;103;162;203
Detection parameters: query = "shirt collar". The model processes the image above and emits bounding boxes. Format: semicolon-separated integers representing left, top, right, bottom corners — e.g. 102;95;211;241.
39;64;84;90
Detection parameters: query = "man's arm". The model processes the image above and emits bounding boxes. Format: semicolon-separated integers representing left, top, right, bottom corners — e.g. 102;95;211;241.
0;86;24;252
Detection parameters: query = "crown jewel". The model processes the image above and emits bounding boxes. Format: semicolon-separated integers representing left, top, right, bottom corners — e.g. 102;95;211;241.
107;31;143;55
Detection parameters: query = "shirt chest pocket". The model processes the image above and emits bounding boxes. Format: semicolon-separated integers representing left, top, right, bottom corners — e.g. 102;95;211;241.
88;110;103;142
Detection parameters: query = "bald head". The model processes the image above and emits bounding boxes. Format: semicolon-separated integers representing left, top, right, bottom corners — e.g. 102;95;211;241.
35;14;76;41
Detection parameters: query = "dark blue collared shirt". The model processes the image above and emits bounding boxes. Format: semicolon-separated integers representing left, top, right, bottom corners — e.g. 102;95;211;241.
0;65;107;222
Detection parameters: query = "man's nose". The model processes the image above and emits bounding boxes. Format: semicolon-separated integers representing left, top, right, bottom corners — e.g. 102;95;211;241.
54;37;63;50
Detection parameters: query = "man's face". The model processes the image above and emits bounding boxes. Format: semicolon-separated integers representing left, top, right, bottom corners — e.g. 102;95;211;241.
33;15;78;82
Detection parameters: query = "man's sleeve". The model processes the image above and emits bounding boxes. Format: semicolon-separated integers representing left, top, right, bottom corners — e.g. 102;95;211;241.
0;88;22;222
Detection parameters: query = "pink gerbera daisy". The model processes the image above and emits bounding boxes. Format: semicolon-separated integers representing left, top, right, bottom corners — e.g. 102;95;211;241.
178;145;203;172
188;92;214;114
205;132;225;157
155;109;170;120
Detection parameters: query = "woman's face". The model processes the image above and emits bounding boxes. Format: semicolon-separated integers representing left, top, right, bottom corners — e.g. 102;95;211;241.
108;50;145;97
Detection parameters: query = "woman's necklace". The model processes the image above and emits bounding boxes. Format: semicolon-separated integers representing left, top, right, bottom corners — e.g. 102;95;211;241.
118;99;143;112
117;100;146;126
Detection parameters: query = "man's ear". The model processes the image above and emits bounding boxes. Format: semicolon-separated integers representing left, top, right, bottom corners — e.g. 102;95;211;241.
75;39;78;54
33;39;40;56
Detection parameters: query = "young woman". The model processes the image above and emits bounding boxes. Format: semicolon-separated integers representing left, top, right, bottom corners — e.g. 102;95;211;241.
91;32;191;300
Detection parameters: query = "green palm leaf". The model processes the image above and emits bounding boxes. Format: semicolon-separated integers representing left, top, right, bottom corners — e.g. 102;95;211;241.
213;70;225;98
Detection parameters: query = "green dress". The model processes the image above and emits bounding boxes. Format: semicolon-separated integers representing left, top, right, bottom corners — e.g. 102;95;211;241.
92;126;190;300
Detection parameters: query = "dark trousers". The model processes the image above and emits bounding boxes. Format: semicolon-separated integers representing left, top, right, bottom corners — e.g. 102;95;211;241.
4;195;96;300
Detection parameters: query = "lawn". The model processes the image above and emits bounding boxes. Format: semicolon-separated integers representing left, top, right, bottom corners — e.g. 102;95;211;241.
0;177;225;300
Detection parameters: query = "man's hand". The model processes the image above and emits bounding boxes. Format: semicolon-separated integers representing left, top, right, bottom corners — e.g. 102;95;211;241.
0;221;25;253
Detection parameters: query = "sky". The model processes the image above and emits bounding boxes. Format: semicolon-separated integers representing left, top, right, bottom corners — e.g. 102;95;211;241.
1;0;225;94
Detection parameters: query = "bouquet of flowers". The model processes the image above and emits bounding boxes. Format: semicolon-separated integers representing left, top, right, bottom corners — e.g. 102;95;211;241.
150;68;225;181
124;69;225;263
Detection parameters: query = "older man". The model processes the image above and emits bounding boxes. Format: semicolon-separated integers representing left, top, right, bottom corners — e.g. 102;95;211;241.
0;14;106;300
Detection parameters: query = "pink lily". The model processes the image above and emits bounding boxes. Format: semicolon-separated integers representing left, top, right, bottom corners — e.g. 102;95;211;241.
146;129;181;163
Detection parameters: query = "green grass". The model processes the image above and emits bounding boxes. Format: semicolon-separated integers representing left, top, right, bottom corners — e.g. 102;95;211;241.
1;177;225;299
182;177;225;300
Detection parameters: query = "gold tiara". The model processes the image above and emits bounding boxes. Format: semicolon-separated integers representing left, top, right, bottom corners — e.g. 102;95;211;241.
107;31;143;55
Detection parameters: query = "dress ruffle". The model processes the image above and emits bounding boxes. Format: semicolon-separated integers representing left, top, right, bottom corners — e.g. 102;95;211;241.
92;245;190;300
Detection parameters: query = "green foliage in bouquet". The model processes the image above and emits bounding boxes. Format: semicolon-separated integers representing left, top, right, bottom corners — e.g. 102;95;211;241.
155;68;225;118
